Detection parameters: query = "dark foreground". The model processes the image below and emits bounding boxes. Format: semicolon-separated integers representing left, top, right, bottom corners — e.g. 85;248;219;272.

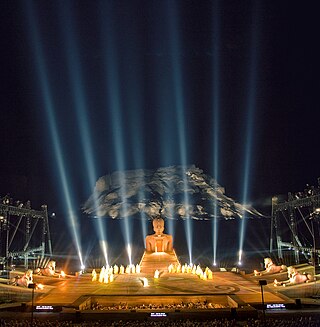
1;316;320;327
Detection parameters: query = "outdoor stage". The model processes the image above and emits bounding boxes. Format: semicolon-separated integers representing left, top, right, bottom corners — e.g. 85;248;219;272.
1;212;319;320
2;257;320;322
32;270;291;309
1;260;295;313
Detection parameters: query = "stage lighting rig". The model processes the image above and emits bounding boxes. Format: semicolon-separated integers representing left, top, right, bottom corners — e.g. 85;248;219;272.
311;208;320;218
0;202;52;268
271;178;320;267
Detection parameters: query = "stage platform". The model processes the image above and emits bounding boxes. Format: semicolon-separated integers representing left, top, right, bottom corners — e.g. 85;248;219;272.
0;269;293;310
3;252;320;317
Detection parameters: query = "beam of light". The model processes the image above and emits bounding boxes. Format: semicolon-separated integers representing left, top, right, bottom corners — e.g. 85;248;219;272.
127;243;132;266
58;2;108;268
212;207;218;267
238;249;243;266
238;2;261;263
82;240;96;269
121;215;132;265
166;200;176;237
99;240;109;266
211;0;221;268
24;2;83;269
125;51;147;247
138;190;148;248
167;218;175;239
185;205;193;265
156;64;177;238
99;3;132;254
148;4;178;239
166;1;192;265
159;146;176;238
92;204;109;265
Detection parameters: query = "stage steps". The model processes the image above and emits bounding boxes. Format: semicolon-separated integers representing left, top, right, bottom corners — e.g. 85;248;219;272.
139;250;179;275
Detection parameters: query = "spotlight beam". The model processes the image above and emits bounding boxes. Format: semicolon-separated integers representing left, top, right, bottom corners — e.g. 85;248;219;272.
100;3;132;258
59;2;108;265
166;2;192;264
239;2;261;262
212;0;221;267
126;63;148;245
24;2;83;268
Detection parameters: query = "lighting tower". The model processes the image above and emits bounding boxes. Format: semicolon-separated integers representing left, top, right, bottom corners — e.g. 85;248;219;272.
270;179;320;268
0;202;52;269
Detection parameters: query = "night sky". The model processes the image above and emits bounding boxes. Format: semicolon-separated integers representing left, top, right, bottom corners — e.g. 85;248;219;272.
1;1;319;264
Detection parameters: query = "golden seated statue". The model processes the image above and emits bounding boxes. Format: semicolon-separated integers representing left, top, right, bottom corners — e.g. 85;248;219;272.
145;218;173;253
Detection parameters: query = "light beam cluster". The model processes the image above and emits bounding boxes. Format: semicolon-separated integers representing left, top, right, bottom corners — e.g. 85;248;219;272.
24;1;262;269
25;2;84;269
238;1;261;265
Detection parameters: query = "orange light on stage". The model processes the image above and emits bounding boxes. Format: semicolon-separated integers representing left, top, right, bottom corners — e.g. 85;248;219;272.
59;271;66;278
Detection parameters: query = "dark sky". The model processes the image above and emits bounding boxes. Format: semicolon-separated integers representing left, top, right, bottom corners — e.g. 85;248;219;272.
1;0;319;216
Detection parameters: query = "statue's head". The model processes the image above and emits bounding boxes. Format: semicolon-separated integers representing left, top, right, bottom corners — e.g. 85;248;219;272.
287;266;296;276
264;257;273;265
26;269;33;277
153;218;165;235
47;260;56;269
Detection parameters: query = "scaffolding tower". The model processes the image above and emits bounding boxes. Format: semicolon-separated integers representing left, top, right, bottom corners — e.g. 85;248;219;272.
270;182;320;267
0;203;52;269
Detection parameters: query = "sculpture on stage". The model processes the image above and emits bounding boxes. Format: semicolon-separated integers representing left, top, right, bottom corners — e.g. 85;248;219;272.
145;218;173;252
274;266;314;287
35;260;56;276
11;269;34;287
92;269;97;282
254;257;287;276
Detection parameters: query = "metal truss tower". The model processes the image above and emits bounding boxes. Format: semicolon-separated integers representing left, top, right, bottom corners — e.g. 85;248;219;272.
270;185;320;267
0;203;52;269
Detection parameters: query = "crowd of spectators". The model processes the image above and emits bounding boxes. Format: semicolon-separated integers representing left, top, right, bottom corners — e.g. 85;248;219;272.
1;317;320;326
90;301;227;311
245;317;320;327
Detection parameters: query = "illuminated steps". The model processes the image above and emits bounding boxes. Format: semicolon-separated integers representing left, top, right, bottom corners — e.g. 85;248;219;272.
139;250;179;275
